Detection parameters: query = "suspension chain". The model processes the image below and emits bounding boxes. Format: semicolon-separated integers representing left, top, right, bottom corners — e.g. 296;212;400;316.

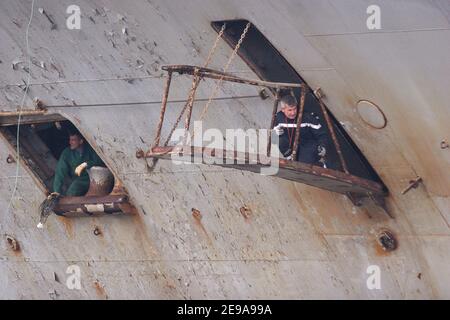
203;23;227;69
163;23;227;146
196;22;251;125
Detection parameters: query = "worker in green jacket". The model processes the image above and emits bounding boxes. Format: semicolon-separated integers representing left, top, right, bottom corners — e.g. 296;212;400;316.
53;130;105;196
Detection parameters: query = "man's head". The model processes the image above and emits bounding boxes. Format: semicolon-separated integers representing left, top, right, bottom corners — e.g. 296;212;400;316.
280;95;298;119
68;131;84;150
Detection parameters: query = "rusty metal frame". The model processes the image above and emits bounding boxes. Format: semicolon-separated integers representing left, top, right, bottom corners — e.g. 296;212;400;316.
147;64;307;157
153;71;172;147
140;64;388;205
183;68;201;147
148;65;349;171
316;97;349;174
0;110;66;126
291;85;307;160
267;89;281;156
161;65;304;90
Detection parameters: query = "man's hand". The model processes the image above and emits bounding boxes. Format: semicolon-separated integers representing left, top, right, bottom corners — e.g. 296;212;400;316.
283;148;293;160
273;124;284;136
318;145;326;158
75;162;88;176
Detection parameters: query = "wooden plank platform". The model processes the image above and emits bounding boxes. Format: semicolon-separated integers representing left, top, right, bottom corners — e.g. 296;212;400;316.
147;146;387;197
54;194;133;217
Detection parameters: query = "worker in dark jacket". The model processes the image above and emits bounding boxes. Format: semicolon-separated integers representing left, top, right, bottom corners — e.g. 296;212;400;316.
53;130;105;196
273;95;328;165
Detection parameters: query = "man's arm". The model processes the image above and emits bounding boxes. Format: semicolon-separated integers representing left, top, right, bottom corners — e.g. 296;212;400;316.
75;147;105;176
53;149;70;194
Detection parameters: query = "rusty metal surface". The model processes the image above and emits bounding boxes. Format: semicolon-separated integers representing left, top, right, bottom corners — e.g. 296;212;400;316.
163;71;201;147
85;166;115;196
0;0;449;300
291;85;307;160
153;72;172;147
53;194;129;216
267;89;280;156
0;111;66;126
183;69;200;140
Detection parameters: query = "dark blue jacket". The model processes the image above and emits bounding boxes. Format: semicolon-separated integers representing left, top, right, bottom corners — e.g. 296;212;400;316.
273;111;327;161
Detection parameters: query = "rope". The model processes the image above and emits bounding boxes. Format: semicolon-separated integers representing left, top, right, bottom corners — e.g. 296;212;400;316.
7;0;35;215
42;94;260;109
0;70;253;89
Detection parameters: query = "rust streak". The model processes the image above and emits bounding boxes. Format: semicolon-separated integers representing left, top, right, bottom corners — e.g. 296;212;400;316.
191;208;213;245
93;280;108;299
57;216;74;238
240;205;252;221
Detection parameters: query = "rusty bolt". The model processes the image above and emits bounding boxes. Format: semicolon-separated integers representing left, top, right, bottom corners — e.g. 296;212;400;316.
377;230;397;252
441;140;449;149
401;176;422;195
93;226;102;236
5;235;20;251
33;97;45;110
191;208;202;220
258;89;269;100
240;206;252;220
136;149;145;159
6;154;16;164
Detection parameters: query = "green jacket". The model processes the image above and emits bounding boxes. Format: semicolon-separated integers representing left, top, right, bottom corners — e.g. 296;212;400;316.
53;145;105;194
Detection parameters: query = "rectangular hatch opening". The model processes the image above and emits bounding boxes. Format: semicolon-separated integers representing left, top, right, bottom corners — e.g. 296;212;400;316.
0;113;135;216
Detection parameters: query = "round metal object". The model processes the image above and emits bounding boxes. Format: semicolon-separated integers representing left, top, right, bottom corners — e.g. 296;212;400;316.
377;230;397;252
6;235;20;251
136;149;145;158
258;89;269;100
356;100;387;129
85;166;114;196
93;226;102;236
6;154;16;164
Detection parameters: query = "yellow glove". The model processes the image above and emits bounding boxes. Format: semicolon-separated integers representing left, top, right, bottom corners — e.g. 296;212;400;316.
75;162;88;176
